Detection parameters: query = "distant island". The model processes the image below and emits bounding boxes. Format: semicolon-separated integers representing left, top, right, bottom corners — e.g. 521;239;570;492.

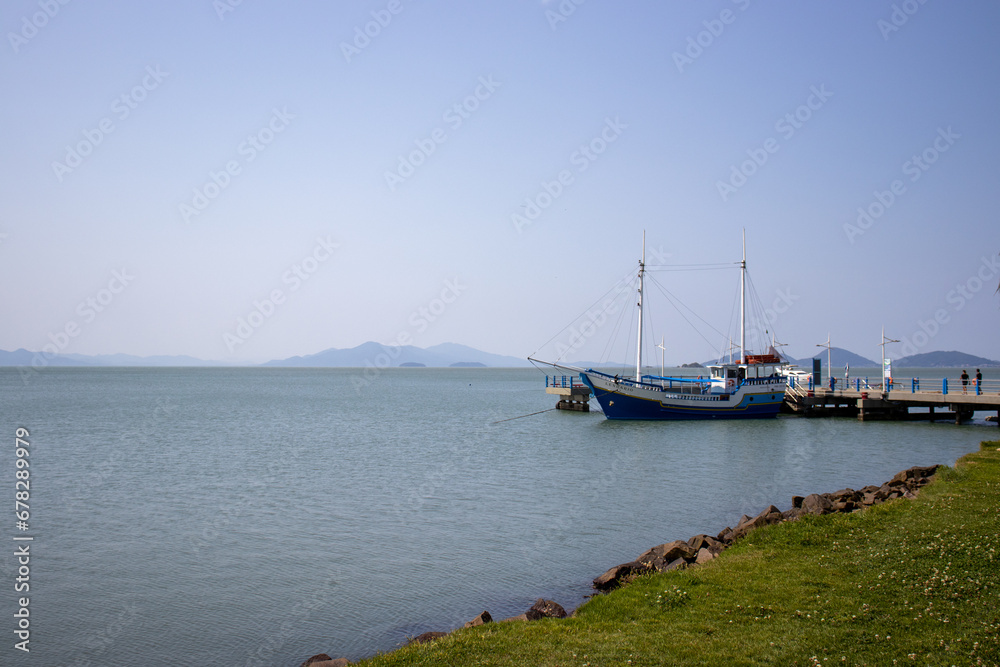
894;351;1000;368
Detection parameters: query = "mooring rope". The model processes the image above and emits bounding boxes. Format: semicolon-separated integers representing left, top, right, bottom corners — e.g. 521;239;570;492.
491;408;559;424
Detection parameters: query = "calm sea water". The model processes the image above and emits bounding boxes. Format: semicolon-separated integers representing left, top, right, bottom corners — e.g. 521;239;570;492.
1;366;996;666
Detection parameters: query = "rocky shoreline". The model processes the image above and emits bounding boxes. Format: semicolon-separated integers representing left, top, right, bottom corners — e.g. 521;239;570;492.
299;464;940;667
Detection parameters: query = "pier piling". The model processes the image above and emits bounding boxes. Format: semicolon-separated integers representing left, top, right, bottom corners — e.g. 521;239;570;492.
545;375;592;412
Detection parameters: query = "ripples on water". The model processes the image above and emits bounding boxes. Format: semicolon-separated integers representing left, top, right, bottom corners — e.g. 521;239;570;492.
1;367;994;666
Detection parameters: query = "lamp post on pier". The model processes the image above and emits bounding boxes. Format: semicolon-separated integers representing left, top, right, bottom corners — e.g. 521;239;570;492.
881;327;899;395
817;334;832;385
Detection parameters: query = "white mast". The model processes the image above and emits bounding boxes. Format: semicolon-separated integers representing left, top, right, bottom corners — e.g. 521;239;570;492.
740;229;746;364
635;231;646;382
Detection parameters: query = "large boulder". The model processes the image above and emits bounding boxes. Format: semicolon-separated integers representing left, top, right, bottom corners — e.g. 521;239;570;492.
637;540;697;569
301;655;333;667
530;599;567;619
830;488;860;503
781;506;806;521
730;505;783;541
695;547;716;564
592;560;649;591
688;534;727;555
801;493;833;515
464;611;492;628
891;464;939;486
664;557;688;571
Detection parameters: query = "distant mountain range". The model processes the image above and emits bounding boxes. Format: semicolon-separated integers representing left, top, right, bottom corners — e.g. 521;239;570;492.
0;344;995;369
0;348;225;367
785;347;879;368
782;348;999;369
262;342;531;368
0;343;532;368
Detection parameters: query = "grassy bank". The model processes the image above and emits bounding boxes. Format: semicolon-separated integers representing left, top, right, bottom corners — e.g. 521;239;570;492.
358;441;1000;666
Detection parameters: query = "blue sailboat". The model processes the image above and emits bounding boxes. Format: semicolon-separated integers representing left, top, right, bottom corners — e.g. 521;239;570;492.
536;233;788;420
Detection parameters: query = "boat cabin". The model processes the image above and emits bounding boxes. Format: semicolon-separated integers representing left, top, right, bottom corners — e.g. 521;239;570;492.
707;355;782;393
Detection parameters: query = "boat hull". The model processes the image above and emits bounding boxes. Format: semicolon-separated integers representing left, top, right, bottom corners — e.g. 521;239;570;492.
580;371;785;420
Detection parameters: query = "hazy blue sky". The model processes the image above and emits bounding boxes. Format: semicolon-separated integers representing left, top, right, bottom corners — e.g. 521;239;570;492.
2;0;998;365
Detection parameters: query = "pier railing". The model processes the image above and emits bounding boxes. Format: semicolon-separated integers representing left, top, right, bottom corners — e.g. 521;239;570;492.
786;376;1000;396
545;374;587;389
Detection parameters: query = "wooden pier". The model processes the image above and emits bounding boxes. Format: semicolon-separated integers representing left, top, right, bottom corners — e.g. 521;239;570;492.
545;375;592;412
540;373;999;424
784;377;1000;424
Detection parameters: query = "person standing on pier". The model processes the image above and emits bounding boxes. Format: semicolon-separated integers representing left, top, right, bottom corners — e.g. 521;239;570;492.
976;369;982;393
961;369;969;394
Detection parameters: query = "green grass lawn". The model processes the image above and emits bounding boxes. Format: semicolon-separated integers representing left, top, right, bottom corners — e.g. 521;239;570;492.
356;441;1000;666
